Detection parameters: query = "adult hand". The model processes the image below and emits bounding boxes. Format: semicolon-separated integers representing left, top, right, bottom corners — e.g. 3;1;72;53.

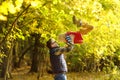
65;35;73;45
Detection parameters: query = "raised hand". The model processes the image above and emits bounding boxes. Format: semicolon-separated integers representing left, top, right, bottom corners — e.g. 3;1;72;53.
65;35;73;45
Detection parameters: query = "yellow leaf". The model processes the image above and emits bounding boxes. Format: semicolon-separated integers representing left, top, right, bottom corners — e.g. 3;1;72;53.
41;34;46;38
31;1;38;7
15;0;23;11
15;0;23;7
69;10;74;15
0;1;8;15
8;2;16;14
0;14;7;21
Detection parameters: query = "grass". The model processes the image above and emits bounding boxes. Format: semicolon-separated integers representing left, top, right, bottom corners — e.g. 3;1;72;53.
0;72;117;80
0;66;120;80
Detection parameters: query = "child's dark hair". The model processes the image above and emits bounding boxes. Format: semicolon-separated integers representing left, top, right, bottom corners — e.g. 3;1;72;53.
46;39;52;49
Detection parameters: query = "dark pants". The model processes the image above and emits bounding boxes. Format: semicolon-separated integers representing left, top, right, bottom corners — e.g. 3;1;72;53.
54;73;67;80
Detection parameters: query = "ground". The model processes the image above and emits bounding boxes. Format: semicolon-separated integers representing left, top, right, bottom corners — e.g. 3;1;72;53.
0;66;119;80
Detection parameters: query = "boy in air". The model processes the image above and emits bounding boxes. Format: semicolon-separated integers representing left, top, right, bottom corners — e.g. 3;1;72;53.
58;15;93;44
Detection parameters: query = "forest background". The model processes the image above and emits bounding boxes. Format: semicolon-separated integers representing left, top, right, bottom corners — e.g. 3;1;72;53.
0;0;120;80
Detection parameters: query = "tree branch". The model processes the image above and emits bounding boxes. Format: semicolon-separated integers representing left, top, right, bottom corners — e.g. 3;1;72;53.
0;4;31;46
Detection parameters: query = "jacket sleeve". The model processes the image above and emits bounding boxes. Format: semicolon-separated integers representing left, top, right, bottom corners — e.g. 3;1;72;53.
54;45;74;55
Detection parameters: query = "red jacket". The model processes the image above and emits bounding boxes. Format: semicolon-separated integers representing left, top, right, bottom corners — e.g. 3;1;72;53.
66;31;83;44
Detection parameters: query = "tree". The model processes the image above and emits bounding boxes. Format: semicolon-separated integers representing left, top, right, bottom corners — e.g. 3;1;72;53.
0;0;120;79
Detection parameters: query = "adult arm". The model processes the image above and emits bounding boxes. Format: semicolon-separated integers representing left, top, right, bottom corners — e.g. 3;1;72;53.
55;35;74;55
54;44;74;55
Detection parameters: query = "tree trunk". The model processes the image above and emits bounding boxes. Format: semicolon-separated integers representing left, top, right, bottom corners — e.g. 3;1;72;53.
18;44;33;67
37;47;47;80
12;41;19;68
30;34;41;72
1;40;13;80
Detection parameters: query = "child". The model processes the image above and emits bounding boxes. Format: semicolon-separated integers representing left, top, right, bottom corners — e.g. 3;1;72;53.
58;15;93;44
